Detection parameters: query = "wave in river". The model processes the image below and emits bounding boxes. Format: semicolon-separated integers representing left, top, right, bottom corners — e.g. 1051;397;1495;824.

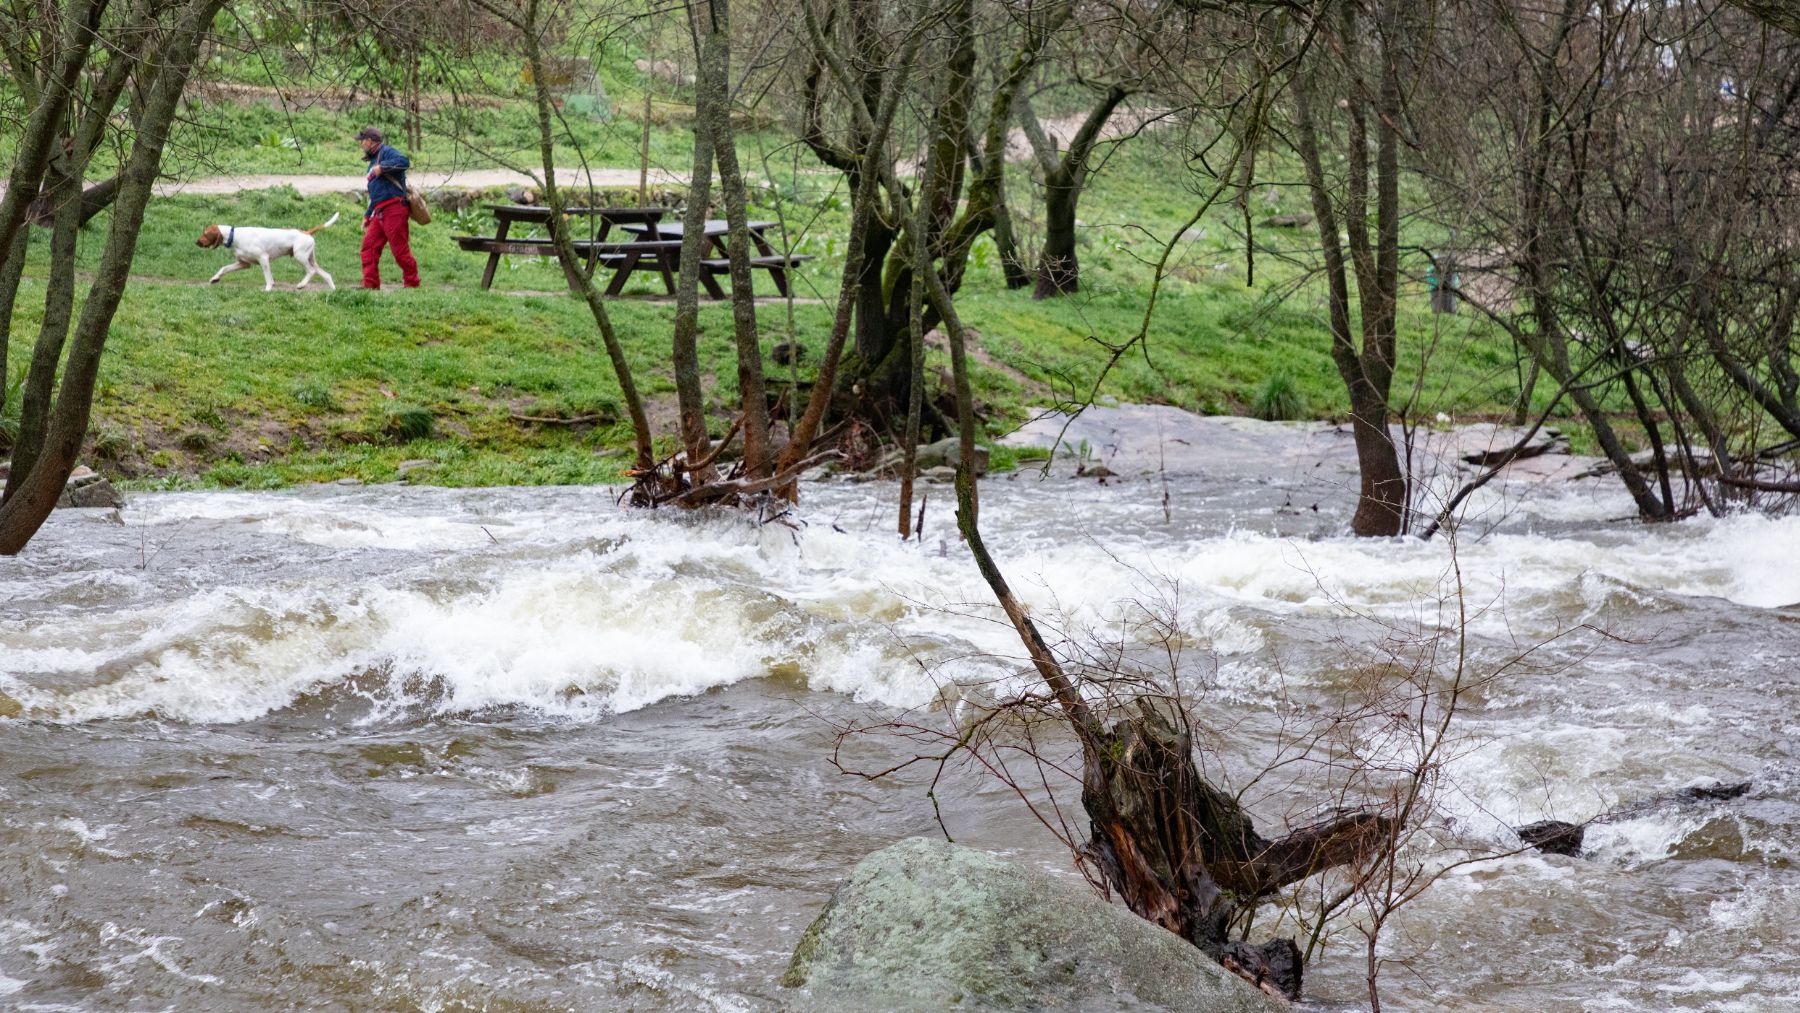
1;484;1796;725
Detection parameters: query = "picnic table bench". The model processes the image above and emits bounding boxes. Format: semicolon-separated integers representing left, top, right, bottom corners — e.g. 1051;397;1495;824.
621;219;813;298
454;205;811;298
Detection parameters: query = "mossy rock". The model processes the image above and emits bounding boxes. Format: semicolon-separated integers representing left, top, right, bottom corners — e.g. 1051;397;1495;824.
782;837;1281;1012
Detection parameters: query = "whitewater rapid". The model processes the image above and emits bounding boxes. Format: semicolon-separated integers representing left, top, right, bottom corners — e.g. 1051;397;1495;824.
1;469;1796;1009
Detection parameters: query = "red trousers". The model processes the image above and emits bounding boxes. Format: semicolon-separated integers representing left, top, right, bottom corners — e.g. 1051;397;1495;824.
361;198;420;288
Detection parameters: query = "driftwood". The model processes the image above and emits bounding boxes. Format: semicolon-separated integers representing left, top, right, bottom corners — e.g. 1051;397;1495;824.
1718;473;1800;495
673;449;838;508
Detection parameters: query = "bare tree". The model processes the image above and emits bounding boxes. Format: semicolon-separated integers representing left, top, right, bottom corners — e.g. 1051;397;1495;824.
0;0;231;553
1724;0;1800;37
1423;0;1800;518
784;0;1072;431
1284;2;1413;536
504;0;658;475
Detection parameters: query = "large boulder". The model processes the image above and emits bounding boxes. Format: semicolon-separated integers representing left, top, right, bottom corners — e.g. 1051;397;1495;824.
781;838;1282;1012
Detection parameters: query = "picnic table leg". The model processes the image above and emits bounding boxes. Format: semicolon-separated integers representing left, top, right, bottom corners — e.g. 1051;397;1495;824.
700;234;729;300
748;230;793;297
584;220;610;279
699;266;727;300
604;249;642;297
655;251;676;295
480;218;512;291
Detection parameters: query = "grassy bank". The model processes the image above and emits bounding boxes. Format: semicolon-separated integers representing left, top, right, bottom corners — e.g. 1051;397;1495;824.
2;136;1558;490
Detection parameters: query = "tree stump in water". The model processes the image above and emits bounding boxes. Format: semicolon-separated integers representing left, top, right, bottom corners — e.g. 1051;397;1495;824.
1075;699;1392;1000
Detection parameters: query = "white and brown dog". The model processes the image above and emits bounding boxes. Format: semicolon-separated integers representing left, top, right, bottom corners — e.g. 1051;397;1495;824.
196;213;340;291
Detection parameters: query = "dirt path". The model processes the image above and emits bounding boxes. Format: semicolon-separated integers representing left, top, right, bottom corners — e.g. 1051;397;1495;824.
150;167;685;199
22;104;1165;200
0;167;684;200
91;269;824;303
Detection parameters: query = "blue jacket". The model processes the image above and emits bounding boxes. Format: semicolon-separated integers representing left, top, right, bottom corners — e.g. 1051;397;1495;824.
364;144;410;216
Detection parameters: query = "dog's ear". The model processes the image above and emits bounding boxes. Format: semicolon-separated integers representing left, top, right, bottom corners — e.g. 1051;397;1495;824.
196;225;219;248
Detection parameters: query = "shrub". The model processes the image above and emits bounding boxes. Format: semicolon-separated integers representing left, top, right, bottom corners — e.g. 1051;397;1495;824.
88;426;132;462
292;381;341;412
382;403;436;443
1252;372;1309;421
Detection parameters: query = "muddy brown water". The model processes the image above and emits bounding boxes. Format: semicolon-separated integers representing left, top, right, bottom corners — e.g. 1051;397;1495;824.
3;421;1799;1010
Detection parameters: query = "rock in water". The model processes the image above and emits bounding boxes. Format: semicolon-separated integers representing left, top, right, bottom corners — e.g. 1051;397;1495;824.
1515;820;1585;856
912;437;990;476
782;838;1282;1012
57;466;124;510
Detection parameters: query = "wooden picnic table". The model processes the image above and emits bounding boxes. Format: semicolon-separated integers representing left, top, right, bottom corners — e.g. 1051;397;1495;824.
622;220;808;298
471;204;668;290
456;206;810;298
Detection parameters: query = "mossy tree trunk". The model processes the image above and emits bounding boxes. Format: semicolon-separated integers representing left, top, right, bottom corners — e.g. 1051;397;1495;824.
796;0;1070;428
1019;86;1130;299
506;0;657;474
0;0;227;553
671;2;721;476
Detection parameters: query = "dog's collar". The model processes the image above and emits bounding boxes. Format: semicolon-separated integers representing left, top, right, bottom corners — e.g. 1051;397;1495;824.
224;226;235;249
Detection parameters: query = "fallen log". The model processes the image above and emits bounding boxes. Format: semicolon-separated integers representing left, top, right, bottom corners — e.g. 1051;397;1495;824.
1512;781;1752;857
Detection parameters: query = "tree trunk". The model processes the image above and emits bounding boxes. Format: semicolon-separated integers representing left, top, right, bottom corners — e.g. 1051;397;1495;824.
776;0;930;488
1027;86;1128;300
974;122;1031;290
672;5;720;475
991;201;1032;290
702;0;772;481
4;152;86;501
518;0;655;474
0;0;107;270
26;175;122;228
0;228;26;419
0;0;222;554
1345;387;1406;536
1292;60;1407;538
898;268;924;538
1035;167;1080;297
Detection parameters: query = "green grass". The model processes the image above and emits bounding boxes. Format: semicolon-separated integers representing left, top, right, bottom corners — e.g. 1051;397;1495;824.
1252;372;1308;422
2;123;1565;491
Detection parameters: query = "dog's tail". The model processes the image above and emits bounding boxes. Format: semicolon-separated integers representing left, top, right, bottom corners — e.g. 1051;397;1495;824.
306;212;341;235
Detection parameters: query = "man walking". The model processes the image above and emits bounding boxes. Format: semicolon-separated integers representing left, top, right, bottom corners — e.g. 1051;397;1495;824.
357;127;420;289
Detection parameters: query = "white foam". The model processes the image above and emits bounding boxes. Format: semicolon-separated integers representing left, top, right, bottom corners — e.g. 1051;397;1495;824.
7;484;1797;726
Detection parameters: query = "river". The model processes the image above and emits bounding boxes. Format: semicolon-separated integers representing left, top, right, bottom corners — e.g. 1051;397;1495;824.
2;415;1797;1010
